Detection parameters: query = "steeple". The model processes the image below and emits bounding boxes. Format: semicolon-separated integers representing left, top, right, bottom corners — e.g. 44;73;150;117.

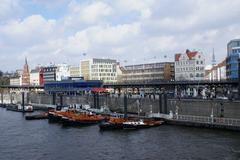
212;48;216;66
25;57;28;65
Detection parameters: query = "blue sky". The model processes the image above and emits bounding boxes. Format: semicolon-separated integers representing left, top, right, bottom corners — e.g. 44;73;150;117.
0;0;240;71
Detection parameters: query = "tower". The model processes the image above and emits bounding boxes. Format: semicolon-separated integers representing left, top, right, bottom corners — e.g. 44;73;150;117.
22;57;30;86
212;48;216;66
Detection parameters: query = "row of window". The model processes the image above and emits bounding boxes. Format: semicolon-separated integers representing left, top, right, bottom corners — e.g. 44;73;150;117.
175;60;204;65
92;69;116;72
92;73;116;76
176;66;204;72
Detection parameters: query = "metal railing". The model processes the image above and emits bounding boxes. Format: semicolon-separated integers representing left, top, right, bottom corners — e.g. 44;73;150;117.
174;115;240;127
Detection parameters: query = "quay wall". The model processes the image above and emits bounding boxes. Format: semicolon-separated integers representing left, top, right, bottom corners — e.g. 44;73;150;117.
2;93;240;119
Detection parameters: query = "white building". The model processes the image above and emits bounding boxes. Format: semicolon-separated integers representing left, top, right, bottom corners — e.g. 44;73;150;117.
175;49;205;81
10;76;22;85
56;64;70;81
205;59;226;81
69;65;81;77
80;58;117;83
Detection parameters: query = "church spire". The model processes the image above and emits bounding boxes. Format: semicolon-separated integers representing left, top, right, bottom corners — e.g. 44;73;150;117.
25;57;28;65
212;48;216;66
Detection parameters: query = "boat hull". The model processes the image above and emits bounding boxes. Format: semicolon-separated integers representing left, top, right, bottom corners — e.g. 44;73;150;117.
62;117;102;126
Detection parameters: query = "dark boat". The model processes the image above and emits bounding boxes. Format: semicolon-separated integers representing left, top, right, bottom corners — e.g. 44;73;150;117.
6;104;34;113
25;113;48;120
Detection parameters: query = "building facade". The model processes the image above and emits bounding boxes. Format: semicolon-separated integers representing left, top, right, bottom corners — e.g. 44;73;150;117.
119;62;174;82
69;65;81;77
10;76;21;85
175;50;205;81
30;67;44;86
43;65;57;82
56;64;70;81
226;39;240;80
205;59;226;81
21;58;30;85
80;58;117;83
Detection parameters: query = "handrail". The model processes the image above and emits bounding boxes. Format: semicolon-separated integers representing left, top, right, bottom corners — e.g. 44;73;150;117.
174;114;240;126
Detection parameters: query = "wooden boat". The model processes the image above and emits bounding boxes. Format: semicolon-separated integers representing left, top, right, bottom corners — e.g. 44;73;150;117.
61;112;105;126
48;110;76;122
99;117;163;130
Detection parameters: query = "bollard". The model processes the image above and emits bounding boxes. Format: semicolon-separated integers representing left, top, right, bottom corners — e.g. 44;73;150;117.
124;94;128;118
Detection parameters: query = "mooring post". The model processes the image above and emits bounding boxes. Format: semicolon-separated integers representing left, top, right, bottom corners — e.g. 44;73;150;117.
163;92;168;114
124;93;128;118
52;93;56;105
96;93;100;109
1;90;4;104
93;93;96;108
22;92;25;112
238;58;240;99
60;94;63;107
159;93;162;113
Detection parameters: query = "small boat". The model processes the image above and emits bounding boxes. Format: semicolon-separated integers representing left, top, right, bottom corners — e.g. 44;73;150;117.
25;113;48;120
6;104;33;113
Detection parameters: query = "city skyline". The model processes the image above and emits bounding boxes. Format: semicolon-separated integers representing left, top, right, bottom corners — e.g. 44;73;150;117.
1;0;240;71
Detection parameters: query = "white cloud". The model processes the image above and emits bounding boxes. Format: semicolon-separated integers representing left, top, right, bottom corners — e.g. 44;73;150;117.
64;1;113;27
0;0;21;20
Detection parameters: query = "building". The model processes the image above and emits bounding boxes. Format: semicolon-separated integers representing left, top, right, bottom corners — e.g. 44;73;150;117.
175;49;205;81
69;65;81;77
30;67;44;86
119;62;174;82
205;59;226;81
43;65;57;82
80;58;117;83
56;64;70;81
10;76;21;85
226;39;240;80
21;58;30;86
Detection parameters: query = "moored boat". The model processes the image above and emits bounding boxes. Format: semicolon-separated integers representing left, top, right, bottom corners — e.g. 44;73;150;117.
61;112;105;126
99;117;163;130
6;104;33;113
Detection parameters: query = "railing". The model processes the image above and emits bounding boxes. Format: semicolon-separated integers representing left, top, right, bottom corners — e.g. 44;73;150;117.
174;115;240;127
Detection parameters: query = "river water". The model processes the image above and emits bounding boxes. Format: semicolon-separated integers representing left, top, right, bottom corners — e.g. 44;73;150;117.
0;107;240;160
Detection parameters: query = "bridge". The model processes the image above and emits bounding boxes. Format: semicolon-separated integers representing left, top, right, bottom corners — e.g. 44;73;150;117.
0;80;239;90
103;80;239;88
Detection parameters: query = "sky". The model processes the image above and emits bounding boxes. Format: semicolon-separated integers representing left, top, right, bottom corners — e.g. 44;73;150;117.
0;0;240;72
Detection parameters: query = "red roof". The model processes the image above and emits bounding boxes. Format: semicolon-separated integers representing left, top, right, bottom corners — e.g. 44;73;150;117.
186;51;198;60
175;54;181;61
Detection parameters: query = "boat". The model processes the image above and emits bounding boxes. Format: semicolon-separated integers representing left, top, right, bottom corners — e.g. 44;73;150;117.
25;112;48;120
61;112;105;126
6;104;34;113
99;117;163;130
48;109;76;122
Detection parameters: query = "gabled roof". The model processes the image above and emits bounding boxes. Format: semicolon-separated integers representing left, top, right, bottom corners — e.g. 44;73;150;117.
186;51;198;60
175;50;198;61
175;54;181;61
